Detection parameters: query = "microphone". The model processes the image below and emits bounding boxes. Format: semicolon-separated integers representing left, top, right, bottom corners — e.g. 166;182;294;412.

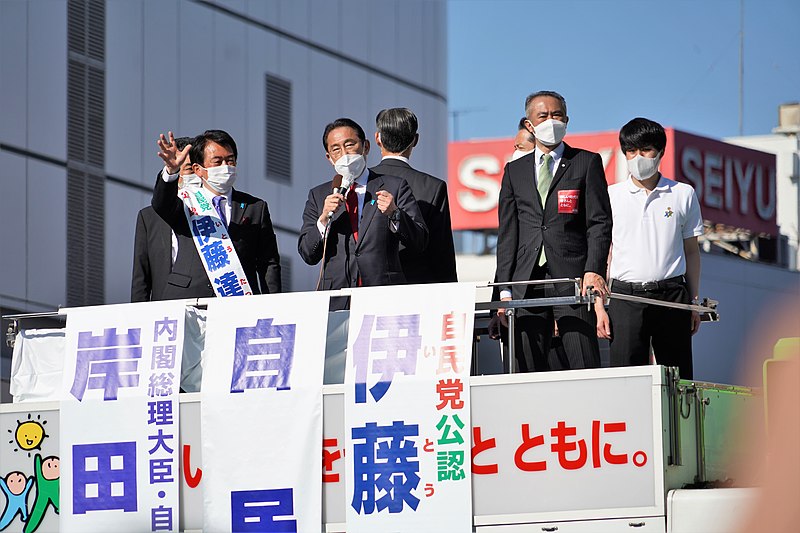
334;173;353;195
328;174;353;219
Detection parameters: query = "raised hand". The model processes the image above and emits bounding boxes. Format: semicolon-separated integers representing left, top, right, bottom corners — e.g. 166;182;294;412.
156;131;191;174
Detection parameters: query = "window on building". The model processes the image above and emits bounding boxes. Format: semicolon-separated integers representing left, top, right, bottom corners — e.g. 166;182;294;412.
265;74;292;183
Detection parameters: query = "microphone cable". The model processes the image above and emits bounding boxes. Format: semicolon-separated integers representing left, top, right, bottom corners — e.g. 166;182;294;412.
315;214;334;291
314;174;353;291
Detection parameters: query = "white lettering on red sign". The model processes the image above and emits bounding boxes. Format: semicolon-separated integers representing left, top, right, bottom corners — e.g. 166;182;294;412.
557;190;580;214
456;155;502;213
681;146;776;221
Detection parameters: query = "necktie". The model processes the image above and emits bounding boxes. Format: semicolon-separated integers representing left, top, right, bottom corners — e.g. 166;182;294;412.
537;153;553;266
346;183;359;241
212;195;228;228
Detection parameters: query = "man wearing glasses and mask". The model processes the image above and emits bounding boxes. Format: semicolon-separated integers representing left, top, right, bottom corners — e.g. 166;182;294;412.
298;118;428;304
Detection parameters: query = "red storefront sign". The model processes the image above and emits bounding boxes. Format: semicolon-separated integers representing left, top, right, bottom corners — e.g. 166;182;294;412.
447;128;778;235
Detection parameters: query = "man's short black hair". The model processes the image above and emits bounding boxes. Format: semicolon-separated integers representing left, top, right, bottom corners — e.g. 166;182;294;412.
524;90;568;116
375;108;418;153
619;118;667;153
174;136;193;162
322;118;366;151
190;130;238;167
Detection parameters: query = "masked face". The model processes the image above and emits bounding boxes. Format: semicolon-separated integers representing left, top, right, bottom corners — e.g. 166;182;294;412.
532;118;568;147
326;126;369;185
526;95;569;147
200;164;237;194
194;140;238;194
626;151;662;181
333;153;366;186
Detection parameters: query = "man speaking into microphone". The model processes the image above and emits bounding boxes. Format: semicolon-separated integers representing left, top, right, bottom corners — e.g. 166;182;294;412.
298;118;428;298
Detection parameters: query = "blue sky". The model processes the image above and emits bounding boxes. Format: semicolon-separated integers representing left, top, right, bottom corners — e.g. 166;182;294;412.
447;0;800;141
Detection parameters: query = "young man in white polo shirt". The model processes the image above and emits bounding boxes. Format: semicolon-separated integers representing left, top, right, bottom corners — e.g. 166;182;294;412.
596;118;703;378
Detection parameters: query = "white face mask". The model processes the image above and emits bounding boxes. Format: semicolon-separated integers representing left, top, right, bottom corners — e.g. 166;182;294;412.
202;164;237;194
333;153;367;185
532;119;567;147
510;149;534;162
627;152;662;181
180;173;202;189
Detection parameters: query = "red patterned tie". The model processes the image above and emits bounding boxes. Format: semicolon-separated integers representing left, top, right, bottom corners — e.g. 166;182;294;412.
346;183;359;241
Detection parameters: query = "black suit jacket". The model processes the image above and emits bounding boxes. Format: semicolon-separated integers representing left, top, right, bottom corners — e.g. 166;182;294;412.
298;170;428;290
370;158;457;284
132;206;225;301
495;143;612;299
151;173;282;297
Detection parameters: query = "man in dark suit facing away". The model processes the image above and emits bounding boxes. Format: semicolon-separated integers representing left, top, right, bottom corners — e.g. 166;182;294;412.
369;108;457;284
298;117;428;296
151;129;281;298
495;91;612;372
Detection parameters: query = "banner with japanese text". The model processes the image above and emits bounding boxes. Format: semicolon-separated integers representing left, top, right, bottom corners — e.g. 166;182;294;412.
470;370;662;522
344;283;475;532
59;301;185;532
200;292;330;532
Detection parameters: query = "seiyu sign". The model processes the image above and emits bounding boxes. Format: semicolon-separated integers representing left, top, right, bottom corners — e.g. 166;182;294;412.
448;128;778;235
670;130;776;235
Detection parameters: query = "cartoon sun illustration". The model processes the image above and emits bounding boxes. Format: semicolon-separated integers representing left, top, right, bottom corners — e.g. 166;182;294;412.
7;413;48;456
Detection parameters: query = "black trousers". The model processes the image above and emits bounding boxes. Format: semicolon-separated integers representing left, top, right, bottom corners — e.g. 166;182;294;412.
608;277;693;379
512;265;600;372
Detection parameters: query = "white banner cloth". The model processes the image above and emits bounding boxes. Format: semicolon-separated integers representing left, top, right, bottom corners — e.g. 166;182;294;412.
60;301;185;532
10;328;65;403
201;292;329;532
344;283;475;532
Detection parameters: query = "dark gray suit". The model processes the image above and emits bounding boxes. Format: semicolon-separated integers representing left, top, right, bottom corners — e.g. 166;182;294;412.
131;205;216;301
370;158;457;284
298;170;428;292
496;143;612;371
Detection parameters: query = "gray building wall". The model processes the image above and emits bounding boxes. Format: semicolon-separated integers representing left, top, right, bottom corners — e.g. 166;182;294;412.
0;0;448;312
692;253;800;385
0;0;448;400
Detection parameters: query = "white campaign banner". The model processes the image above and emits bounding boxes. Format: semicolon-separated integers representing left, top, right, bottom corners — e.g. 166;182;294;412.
60;301;185;533
201;292;330;532
470;370;661;522
344;283;475;532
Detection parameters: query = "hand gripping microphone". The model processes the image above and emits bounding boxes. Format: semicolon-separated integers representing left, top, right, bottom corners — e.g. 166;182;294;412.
319;174;352;290
328;174;353;219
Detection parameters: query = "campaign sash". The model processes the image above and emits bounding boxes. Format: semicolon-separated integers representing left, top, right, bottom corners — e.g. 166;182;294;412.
180;186;251;297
